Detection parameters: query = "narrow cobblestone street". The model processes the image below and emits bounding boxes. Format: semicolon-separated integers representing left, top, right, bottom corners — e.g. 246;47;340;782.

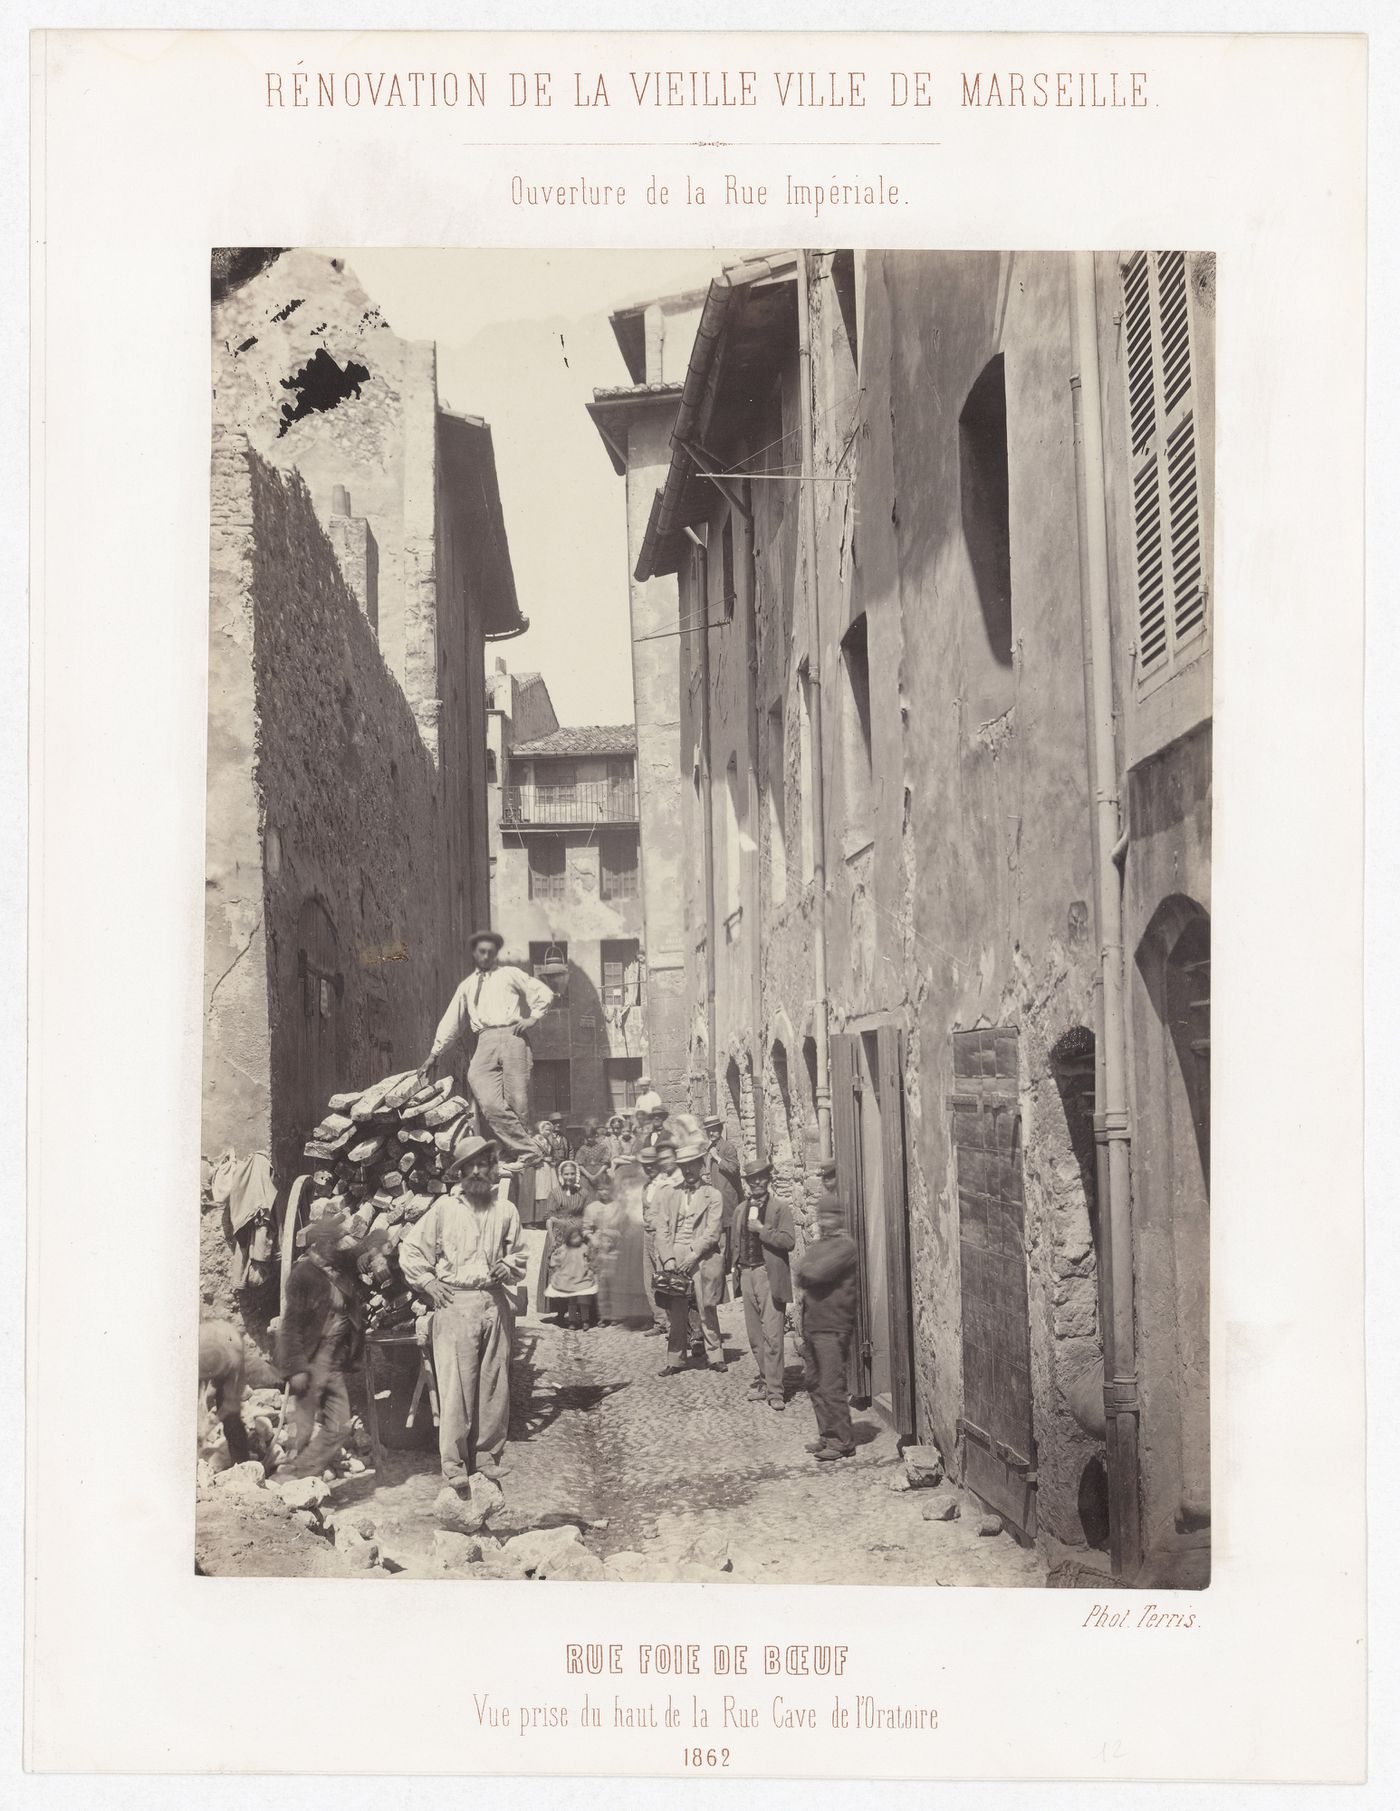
299;1233;1045;1586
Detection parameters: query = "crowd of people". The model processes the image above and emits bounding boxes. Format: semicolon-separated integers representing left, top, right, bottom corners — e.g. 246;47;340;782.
202;928;862;1519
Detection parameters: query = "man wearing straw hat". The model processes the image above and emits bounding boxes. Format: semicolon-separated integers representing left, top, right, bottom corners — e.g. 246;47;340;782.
398;1134;527;1486
652;1137;728;1373
421;928;556;1163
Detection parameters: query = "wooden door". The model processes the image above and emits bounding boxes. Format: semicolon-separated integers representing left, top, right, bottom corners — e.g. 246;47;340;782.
952;1026;1036;1538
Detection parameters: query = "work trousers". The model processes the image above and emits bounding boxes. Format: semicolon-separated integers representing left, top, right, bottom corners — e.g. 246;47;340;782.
283;1349;353;1478
740;1264;787;1402
642;1231;666;1328
467;1026;536;1157
663;1250;723;1365
802;1330;853;1452
431;1288;512;1485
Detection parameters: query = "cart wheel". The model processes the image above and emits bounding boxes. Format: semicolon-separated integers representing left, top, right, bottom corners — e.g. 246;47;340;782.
279;1173;315;1318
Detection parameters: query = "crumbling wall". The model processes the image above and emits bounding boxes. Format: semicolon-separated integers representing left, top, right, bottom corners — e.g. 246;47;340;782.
233;435;451;1183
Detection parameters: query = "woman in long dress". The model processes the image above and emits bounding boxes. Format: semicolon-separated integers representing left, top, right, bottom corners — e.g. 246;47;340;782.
594;1157;651;1325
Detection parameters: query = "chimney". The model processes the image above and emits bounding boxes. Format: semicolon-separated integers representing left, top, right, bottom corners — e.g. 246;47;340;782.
331;484;352;516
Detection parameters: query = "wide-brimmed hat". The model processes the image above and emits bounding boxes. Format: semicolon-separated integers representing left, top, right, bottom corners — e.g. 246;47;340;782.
550;1112;564;1125
469;927;504;951
445;1134;499;1177
675;1138;709;1165
743;1159;774;1182
703;1114;723;1131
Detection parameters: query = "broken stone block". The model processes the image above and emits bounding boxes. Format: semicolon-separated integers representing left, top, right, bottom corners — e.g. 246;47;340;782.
268;1475;330;1511
292;1510;320;1532
977;1515;1004;1537
887;1471;912;1492
678;1528;731;1571
434;1476;503;1534
325;1509;375;1543
901;1445;944;1488
542;1545;607;1583
922;1495;960;1522
343;1538;380;1569
601;1550;652;1582
495;1525;586;1579
432;1530;485;1570
212;1461;267;1495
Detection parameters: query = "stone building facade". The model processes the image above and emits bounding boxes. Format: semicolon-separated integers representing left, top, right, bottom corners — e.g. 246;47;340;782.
585;288;707;1110
487;665;647;1134
203;251;524;1218
632;250;1212;1588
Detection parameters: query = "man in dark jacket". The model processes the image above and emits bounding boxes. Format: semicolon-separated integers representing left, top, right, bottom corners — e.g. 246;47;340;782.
793;1188;859;1460
733;1160;796;1410
276;1217;364;1479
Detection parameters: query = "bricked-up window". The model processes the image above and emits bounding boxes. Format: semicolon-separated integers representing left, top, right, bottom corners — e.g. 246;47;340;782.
527;838;567;902
601;939;643;1010
766;698;788;907
959;355;1014;674
720;513;737;620
1123;251;1208;686
840;614;874;844
724;754;743;920
599;827;640;901
798;664;815;883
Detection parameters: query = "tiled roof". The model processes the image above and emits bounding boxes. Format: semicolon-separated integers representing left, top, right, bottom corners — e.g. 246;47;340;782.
511;725;637;758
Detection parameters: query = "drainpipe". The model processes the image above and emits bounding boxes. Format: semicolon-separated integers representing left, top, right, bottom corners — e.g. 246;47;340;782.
796;250;834;1165
1069;252;1141;1581
685;527;719;1115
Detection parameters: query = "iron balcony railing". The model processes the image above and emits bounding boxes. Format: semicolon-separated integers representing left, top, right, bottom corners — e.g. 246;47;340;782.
502;780;638;826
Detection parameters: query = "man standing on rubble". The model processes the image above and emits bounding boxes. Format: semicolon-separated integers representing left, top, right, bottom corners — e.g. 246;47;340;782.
422;929;555;1162
398;1135;528;1486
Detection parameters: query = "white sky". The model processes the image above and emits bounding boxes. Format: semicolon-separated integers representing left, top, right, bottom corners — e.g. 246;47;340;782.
328;248;734;726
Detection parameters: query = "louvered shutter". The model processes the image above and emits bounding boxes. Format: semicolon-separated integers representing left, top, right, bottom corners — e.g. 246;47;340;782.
1122;251;1208;683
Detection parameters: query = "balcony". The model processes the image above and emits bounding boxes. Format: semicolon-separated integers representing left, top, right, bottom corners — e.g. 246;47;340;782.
502;780;638;827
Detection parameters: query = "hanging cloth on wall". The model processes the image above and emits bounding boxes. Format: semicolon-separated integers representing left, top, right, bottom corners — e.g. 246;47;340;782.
210;1151;277;1291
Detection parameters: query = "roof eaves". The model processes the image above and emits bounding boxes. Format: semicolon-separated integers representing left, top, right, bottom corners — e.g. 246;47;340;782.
633;254;802;580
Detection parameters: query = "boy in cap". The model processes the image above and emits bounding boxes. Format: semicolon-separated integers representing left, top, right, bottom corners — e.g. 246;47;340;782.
421;929;556;1162
733;1159;796;1409
277;1217;364;1479
793;1189;860;1460
398;1134;527;1485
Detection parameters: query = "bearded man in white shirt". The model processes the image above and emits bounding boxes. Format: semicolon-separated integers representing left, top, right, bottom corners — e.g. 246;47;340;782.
422;929;556;1161
398;1135;527;1485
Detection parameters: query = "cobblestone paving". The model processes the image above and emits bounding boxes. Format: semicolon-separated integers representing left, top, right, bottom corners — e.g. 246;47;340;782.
337;1233;1044;1586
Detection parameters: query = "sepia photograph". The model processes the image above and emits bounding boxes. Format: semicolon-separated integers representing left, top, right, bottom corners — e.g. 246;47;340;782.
198;243;1213;1593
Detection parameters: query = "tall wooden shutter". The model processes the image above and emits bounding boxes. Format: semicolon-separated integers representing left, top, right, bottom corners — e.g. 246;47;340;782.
877;1025;916;1440
829;1033;871;1402
1123;251;1208;684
